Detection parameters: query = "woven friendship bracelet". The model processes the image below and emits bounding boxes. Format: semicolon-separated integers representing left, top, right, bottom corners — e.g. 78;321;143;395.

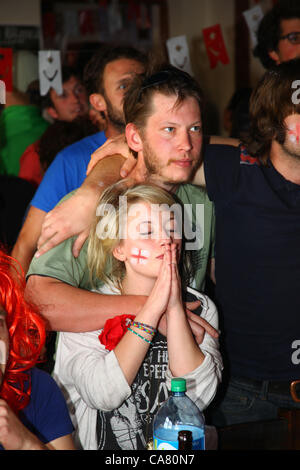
127;327;152;344
131;321;157;336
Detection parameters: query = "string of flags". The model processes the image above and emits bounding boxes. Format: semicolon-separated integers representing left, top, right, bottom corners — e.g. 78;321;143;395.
0;2;269;104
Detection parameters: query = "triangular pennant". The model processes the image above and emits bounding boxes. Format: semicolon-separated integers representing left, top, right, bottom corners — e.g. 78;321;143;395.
202;24;230;69
38;50;63;96
243;5;264;47
166;35;193;75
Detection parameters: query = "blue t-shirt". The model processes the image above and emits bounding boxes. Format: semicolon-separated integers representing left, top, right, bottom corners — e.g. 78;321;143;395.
204;144;300;381
0;367;73;450
30;131;107;213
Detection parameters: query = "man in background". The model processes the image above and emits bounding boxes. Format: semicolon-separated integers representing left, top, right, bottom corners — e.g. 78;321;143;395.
18;66;90;187
254;0;300;67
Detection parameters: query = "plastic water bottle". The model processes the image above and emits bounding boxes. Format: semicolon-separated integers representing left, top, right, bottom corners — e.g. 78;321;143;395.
153;378;205;450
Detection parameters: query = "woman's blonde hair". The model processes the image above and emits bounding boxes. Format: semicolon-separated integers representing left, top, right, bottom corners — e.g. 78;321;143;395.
87;182;192;291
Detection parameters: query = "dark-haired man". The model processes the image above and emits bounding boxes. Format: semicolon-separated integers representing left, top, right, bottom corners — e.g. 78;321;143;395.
12;47;146;273
254;0;300;68
18;67;89;187
41;67;89;123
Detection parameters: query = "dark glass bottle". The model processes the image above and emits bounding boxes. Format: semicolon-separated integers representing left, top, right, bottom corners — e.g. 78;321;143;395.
178;430;193;450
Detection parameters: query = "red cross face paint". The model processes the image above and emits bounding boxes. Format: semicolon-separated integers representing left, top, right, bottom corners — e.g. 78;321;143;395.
130;248;150;265
288;123;300;144
283;115;300;160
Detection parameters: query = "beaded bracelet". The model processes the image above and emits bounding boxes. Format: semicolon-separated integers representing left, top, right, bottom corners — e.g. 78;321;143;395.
131;321;157;336
127;327;152;344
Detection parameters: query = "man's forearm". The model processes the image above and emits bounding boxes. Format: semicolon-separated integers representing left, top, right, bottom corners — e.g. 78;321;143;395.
81;153;126;196
25;276;146;332
11;206;47;274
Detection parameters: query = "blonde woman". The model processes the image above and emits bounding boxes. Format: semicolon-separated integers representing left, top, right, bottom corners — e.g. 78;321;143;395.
53;183;222;450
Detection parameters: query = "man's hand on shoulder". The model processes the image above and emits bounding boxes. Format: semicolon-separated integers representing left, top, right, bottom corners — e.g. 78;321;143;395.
36;188;98;258
86;134;137;178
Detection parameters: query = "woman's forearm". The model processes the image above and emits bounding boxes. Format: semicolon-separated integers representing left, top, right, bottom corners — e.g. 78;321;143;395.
166;307;205;377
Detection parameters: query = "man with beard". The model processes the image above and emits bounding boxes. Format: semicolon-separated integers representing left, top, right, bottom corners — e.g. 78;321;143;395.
12;46;147;274
253;0;300;69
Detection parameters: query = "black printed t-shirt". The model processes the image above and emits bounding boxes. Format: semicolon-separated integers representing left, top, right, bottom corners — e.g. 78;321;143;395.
204;144;300;380
96;331;169;450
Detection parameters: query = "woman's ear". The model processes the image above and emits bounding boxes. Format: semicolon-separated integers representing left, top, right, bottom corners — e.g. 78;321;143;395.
89;93;107;113
125;123;143;153
112;244;126;262
46;106;59;120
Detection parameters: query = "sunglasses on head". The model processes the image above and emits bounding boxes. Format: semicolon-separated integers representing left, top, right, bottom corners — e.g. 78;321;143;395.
279;31;300;45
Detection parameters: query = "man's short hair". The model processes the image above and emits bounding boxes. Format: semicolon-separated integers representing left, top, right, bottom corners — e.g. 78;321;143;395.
41;66;82;111
123;63;205;132
83;45;147;97
253;0;300;69
243;58;300;164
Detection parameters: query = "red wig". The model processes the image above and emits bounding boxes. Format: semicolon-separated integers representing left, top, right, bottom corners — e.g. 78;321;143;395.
0;249;46;413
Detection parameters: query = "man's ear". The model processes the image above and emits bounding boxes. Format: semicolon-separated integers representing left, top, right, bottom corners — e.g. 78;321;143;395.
46;106;59;120
112;244;126;262
89;93;107;113
125;123;143;153
269;49;280;65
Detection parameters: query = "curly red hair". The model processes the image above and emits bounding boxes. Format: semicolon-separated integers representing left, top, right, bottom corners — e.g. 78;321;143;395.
0;249;46;413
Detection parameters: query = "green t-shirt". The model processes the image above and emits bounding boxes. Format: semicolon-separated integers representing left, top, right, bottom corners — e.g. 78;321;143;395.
27;184;215;292
0;105;49;175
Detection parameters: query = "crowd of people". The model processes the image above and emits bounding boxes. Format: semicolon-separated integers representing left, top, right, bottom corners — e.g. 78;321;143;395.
0;0;300;450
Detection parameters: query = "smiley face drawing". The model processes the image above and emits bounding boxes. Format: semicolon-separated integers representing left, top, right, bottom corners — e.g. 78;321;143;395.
39;50;63;96
166;35;193;75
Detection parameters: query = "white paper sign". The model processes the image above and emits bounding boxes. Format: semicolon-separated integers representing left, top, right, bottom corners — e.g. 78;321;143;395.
0;80;6;104
243;5;264;47
166;35;193;75
38;50;62;96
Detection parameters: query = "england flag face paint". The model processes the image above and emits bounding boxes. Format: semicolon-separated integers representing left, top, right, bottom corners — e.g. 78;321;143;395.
130;248;150;265
287;123;300;144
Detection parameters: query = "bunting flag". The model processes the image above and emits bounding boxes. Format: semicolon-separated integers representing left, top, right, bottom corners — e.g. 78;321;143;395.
243;5;264;47
38;50;62;96
0;48;13;92
202;24;230;69
166;35;193;75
